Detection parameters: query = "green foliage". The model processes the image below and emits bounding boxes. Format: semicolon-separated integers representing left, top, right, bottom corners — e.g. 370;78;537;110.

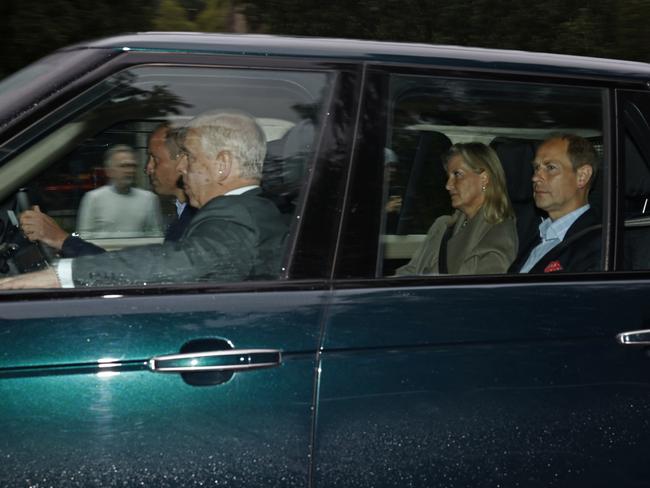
1;0;650;79
0;0;157;78
615;0;650;62
153;0;196;31
179;0;207;20
151;0;229;34
243;0;650;62
195;0;229;32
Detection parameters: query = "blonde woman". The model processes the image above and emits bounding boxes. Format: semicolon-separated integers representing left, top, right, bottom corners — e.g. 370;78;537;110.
396;142;517;275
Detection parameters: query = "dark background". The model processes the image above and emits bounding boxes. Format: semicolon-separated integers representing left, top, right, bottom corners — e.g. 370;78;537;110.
2;0;650;78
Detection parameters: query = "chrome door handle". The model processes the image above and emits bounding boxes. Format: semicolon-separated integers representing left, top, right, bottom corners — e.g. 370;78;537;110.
148;349;282;373
617;329;650;345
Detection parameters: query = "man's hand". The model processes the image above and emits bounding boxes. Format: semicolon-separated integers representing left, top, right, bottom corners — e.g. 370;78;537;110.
0;268;61;289
20;205;69;251
385;195;403;213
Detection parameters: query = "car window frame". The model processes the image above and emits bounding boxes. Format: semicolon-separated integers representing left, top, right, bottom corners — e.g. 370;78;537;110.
334;62;618;284
0;51;364;297
612;87;650;272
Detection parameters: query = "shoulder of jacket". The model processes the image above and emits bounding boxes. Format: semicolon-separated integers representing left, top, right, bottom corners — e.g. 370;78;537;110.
479;217;518;245
433;214;453;228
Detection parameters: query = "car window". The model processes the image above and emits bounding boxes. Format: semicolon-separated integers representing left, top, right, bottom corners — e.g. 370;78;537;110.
380;74;607;277
338;69;606;278
0;65;333;285
381;75;605;277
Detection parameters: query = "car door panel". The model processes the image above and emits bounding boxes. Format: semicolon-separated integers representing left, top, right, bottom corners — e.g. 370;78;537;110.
315;280;650;487
0;288;328;487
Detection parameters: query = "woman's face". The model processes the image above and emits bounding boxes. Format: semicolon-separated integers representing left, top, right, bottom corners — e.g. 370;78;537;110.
445;154;487;219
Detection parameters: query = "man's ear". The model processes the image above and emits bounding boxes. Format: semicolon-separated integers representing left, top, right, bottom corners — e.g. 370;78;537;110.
576;164;593;189
215;150;233;180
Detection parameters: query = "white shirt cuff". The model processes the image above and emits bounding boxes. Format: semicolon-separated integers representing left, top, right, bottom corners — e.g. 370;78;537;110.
55;259;75;288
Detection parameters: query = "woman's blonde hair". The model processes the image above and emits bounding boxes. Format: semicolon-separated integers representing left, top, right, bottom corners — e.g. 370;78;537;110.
445;142;514;224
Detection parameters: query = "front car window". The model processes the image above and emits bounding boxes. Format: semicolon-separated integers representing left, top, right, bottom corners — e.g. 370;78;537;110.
0;65;333;286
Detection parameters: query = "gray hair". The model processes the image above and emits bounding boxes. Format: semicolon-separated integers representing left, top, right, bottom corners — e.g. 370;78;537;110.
186;111;266;180
103;144;135;169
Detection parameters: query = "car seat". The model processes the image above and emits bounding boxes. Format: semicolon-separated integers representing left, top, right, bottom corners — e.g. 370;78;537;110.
491;137;543;249
395;130;452;235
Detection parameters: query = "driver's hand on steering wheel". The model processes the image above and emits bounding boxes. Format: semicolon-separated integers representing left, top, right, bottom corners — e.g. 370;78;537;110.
20;205;70;251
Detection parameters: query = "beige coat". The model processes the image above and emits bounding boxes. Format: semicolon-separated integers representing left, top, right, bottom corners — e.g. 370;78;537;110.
396;209;518;276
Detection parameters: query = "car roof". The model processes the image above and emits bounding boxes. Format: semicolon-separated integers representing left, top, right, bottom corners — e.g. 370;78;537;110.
68;32;650;83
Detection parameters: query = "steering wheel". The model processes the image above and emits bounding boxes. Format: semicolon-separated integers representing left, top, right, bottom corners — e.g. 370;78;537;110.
0;189;53;275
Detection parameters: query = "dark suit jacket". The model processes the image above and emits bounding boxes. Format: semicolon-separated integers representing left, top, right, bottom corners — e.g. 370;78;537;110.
69;188;288;286
509;208;602;273
164;204;197;242
61;204;197;257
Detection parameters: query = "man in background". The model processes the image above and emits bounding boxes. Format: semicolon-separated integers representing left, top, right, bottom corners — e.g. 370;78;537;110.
75;144;162;239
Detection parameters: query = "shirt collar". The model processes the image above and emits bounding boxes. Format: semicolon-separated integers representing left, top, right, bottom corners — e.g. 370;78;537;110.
539;204;590;242
174;199;187;217
225;185;259;196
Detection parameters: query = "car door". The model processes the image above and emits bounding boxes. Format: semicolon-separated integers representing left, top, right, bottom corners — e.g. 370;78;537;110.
0;47;358;486
314;66;650;487
0;290;328;486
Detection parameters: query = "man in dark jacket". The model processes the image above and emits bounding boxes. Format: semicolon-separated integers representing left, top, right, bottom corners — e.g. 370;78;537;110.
509;134;601;273
1;111;288;288
20;123;196;256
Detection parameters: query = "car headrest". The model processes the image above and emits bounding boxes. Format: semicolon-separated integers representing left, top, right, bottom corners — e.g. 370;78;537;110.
262;119;315;213
491;137;536;204
625;135;650;198
395;130;453;235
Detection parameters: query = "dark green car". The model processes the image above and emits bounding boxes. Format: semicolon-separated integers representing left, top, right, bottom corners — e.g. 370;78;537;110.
2;33;650;487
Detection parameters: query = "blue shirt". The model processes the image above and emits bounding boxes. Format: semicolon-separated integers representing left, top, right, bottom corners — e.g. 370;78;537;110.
519;204;590;273
174;199;187;218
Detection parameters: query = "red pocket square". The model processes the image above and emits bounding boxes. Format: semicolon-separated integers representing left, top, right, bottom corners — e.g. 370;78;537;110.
544;260;563;273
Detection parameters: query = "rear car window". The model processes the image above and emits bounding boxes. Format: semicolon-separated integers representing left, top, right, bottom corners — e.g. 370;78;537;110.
381;74;604;276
